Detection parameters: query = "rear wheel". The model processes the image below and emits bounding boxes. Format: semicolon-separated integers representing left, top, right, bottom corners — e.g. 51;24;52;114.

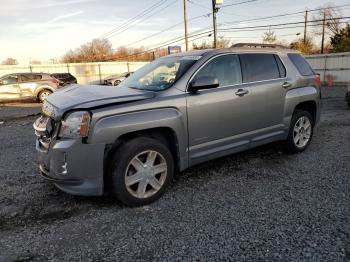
38;89;52;103
109;137;174;206
285;110;314;153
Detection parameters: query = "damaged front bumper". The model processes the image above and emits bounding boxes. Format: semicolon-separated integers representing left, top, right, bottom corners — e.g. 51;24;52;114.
34;115;105;196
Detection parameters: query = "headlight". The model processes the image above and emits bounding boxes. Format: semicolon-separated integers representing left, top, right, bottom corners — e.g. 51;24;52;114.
42;100;58;118
59;111;91;138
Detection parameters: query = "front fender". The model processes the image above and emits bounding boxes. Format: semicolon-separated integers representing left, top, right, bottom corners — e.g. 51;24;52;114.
89;108;188;169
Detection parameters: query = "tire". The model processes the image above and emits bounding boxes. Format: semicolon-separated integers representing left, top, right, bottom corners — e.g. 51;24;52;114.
109;137;174;206
285;110;314;153
347;102;350;108
113;80;121;86
37;89;52;103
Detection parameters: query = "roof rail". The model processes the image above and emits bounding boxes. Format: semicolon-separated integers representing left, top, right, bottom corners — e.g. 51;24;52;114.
232;43;288;49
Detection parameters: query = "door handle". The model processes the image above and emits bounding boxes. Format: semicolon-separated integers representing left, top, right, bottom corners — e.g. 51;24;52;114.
282;82;292;89
235;89;249;96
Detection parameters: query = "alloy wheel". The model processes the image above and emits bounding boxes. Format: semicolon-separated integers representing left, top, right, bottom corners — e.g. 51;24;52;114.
125;150;167;199
293;116;312;148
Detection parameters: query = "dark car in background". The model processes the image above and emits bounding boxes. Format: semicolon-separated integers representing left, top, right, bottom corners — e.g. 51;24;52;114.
50;73;77;87
0;73;60;102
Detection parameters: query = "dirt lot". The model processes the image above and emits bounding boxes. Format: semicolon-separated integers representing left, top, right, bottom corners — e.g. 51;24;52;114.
0;87;349;261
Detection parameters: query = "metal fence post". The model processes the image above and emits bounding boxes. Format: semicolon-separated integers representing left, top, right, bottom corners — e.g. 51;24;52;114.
29;65;32;73
323;55;328;83
67;64;70;73
127;62;130;73
98;64;102;84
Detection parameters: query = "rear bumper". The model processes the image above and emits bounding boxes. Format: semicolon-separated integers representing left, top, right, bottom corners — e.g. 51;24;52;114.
36;138;105;196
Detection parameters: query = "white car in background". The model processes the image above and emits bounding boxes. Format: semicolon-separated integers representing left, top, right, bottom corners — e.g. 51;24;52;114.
103;72;133;86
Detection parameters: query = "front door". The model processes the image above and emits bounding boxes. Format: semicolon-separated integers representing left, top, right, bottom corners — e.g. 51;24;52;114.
186;54;253;164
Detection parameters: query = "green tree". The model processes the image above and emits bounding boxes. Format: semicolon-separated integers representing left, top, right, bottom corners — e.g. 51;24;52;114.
330;23;350;53
262;29;277;44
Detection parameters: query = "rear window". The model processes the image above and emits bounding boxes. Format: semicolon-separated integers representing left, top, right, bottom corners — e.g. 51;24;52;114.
239;54;281;82
288;53;314;76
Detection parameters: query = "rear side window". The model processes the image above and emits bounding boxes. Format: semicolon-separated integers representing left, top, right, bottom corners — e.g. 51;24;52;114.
21;74;42;82
239;54;280;82
274;55;286;77
288;53;314;76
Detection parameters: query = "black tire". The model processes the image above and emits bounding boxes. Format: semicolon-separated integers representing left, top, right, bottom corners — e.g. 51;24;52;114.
113;80;121;86
347;102;350;108
285;110;314;154
37;89;53;103
109;137;174;206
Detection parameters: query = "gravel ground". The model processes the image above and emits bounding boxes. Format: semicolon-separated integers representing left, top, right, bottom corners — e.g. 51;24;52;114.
0;87;349;261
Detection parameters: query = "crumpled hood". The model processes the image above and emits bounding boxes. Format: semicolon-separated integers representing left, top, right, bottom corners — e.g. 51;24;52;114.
45;84;155;120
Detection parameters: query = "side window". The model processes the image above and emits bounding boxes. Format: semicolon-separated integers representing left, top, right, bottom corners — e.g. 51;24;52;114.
274;55;286;77
288;53;314;76
20;75;33;82
33;75;42;80
1;75;18;85
239;54;280;82
193;54;242;87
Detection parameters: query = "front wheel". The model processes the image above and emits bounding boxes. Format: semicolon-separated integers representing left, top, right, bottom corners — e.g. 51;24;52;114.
38;90;52;103
109;137;174;206
113;80;121;86
285;110;314;153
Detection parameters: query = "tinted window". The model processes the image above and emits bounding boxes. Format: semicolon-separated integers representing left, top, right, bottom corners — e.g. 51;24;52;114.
240;54;280;82
0;75;18;85
274;55;286;77
288;53;314;76
194;54;242;87
21;74;42;82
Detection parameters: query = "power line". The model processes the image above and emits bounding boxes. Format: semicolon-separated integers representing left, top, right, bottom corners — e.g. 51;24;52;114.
219;16;350;31
221;0;259;8
124;13;211;47
102;0;175;39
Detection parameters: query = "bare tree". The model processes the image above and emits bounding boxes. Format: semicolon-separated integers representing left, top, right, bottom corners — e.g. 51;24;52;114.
29;60;41;65
313;4;342;36
192;36;231;49
1;57;18;65
62;38;114;63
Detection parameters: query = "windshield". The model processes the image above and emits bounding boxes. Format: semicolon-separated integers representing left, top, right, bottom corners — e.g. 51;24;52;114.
118;55;201;91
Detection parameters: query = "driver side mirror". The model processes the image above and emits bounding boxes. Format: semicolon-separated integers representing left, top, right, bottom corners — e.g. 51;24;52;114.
188;76;219;93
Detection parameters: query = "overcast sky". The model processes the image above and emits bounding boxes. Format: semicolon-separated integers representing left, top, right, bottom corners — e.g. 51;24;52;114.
1;0;349;64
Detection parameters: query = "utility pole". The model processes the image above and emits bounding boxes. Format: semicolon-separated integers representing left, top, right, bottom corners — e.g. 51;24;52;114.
183;0;189;51
212;0;218;48
321;11;326;54
303;10;308;44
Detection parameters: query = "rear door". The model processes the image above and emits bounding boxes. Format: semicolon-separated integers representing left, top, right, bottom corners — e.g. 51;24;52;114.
239;53;288;137
0;74;21;101
19;74;41;99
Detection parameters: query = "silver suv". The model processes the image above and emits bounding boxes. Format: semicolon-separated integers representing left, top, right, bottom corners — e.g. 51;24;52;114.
34;44;321;206
0;73;60;103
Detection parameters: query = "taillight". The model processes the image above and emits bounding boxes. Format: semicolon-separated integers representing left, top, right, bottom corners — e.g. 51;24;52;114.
50;79;60;85
315;74;321;88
